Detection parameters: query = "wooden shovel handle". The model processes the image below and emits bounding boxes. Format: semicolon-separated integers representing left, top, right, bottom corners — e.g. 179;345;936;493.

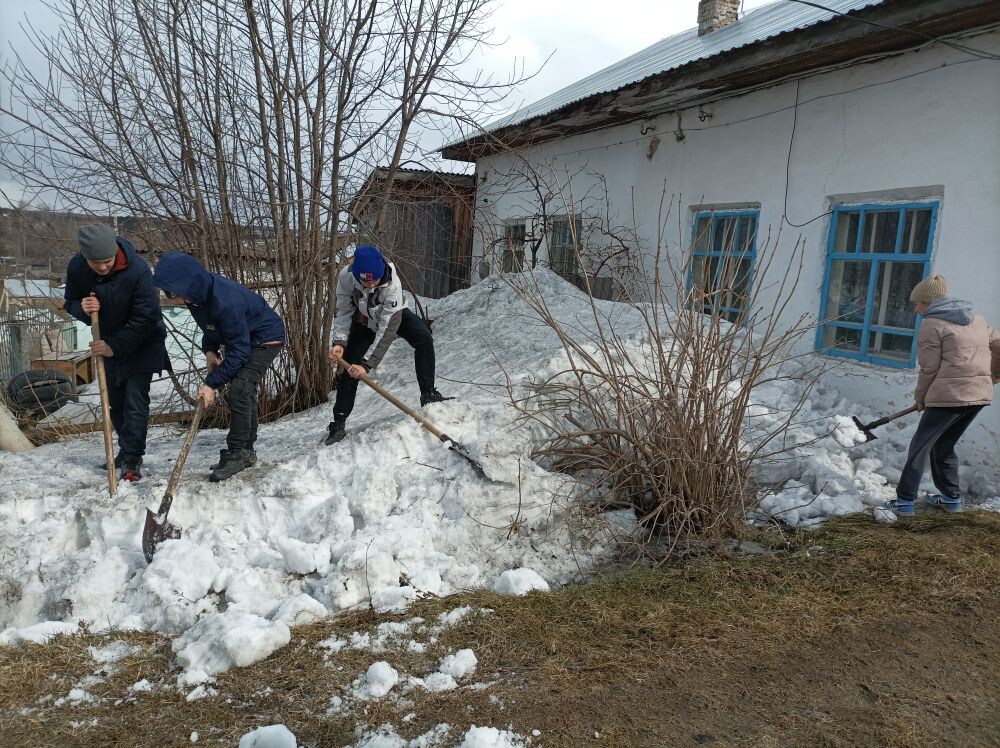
90;307;118;496
867;404;919;430
163;399;205;501
337;360;448;442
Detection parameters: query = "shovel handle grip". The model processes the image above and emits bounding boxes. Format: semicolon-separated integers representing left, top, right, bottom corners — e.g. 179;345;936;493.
866;404;919;430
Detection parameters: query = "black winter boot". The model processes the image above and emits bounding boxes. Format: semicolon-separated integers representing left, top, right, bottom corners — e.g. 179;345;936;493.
99;451;127;471
324;420;347;445
210;449;230;471
120;456;143;482
209;449;255;482
420;388;454;406
211;449;256;470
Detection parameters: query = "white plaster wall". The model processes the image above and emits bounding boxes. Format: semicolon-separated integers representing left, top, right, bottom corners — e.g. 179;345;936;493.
465;30;1000;486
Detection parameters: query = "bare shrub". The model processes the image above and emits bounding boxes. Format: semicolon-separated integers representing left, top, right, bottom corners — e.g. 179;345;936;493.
498;189;823;556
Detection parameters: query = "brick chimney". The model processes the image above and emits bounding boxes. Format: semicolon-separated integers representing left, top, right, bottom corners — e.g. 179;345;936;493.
698;0;740;35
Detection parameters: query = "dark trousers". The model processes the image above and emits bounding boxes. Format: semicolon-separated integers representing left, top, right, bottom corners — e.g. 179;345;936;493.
107;372;153;460
333;308;434;422
226;345;281;452
896;405;984;500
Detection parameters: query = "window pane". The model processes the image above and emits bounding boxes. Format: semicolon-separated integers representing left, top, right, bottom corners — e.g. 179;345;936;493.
693;216;711;252
712;217;739;253
551;218;570;247
860;210;900;253
833;211;860;253
870;331;913;362
901;209;932;254
872;261;922;330
826;260;869;324
502;248;524;272
737;215;757;253
823;326;861;353
719;256;753;310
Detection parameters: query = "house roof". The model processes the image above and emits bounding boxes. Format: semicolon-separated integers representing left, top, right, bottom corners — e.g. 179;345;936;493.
491;0;883;133
3;279;61;299
442;0;1000;161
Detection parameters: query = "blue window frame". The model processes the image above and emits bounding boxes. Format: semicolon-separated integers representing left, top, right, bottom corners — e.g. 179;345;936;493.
816;201;939;368
688;209;759;323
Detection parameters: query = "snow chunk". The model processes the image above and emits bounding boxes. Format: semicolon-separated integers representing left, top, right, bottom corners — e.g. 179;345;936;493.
457;726;527;748
173;611;291;679
144;540;221;603
419;672;458;692
439;649;477;679
365;661;399;698
129;679;153;693
271;594;327;627
493;568;549;596
276;537;331;576
0;621;78;645
238;724;297;748
874;506;898;524
830;415;868;448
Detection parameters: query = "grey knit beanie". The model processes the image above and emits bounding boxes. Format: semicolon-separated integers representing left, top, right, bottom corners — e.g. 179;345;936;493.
78;223;119;261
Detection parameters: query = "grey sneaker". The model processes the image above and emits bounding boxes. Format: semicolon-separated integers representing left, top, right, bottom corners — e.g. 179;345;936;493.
926;494;962;513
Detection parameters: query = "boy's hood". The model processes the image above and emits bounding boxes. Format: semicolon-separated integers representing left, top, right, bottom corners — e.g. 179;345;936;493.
152;252;213;305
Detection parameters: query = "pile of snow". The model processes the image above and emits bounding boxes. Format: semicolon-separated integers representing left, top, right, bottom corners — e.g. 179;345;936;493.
3;268;999;681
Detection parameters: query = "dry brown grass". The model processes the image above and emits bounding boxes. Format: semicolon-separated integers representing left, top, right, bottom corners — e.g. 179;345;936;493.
2;510;999;747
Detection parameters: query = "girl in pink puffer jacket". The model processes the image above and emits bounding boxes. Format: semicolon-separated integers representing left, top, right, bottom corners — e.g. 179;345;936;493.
883;275;1000;517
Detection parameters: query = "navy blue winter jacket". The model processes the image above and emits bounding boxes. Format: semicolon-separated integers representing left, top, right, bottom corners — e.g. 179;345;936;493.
152;252;285;388
63;238;168;384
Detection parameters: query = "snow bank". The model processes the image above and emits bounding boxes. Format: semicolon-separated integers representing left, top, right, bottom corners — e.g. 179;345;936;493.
2;268;999;680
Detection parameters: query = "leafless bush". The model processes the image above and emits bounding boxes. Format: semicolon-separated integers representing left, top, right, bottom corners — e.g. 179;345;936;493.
1;0;517;416
498;190;823;556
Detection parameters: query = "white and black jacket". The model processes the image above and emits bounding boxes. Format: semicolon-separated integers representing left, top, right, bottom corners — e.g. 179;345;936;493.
331;262;408;369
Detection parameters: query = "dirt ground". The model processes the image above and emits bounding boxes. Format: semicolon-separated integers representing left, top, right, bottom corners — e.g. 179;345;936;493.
2;511;999;747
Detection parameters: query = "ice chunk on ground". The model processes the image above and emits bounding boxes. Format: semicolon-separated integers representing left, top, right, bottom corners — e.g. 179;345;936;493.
238;724;297;748
493;568;549;596
365;661;399;698
439;649;477;679
173;611;291;680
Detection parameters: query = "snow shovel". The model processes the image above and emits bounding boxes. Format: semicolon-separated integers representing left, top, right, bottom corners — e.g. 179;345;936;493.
91;307;118;497
852;404;919;443
338;361;488;480
142;399;205;563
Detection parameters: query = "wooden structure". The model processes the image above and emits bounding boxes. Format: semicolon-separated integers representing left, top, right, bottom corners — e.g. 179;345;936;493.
31;351;93;388
352;168;475;299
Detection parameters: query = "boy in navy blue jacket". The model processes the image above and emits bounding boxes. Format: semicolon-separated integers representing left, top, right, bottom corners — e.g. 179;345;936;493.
64;224;168;481
152;252;285;481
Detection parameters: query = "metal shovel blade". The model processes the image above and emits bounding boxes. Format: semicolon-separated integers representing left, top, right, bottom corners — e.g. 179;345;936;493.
141;507;182;563
852;415;877;443
447;439;489;480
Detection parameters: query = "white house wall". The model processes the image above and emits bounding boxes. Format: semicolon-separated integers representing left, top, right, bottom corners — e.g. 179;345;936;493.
469;29;1000;486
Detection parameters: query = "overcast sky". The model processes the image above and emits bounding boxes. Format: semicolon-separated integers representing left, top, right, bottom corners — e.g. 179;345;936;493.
0;0;776;206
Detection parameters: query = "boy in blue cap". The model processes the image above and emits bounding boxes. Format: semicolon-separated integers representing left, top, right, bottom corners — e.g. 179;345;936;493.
325;245;450;444
152;252;285;481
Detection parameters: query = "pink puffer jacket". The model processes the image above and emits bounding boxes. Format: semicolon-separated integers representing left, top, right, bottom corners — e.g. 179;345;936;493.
914;299;1000;408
